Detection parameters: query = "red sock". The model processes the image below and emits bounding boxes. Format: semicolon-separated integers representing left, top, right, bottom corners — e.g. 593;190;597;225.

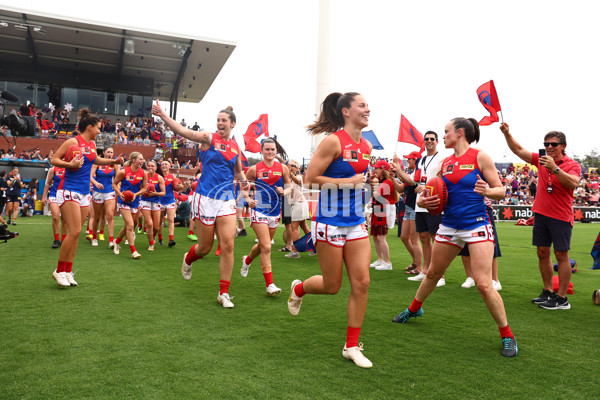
188;229;194;235
143;227;146;233
64;262;73;273
408;298;423;313
93;233;97;239
129;245;136;254
149;240;155;246
246;255;254;265
54;233;59;241
56;261;66;273
99;230;104;235
185;245;202;264
263;272;273;287
158;234;163;240
219;279;230;295
109;236;114;242
61;234;66;242
346;326;361;348
294;281;306;297
499;324;514;339
169;235;173;241
115;237;122;245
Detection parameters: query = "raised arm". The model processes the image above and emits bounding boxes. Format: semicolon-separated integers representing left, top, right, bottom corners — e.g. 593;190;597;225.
151;100;210;145
499;122;532;164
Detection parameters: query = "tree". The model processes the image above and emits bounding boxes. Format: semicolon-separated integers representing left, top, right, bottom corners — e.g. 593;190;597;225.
578;149;600;168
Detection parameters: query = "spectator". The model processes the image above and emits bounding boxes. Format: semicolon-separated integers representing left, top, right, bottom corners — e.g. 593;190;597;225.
500;123;581;310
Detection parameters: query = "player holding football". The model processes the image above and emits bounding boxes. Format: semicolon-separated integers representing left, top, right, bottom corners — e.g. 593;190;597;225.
392;117;518;358
139;160;166;251
157;160;183;247
112;152;147;259
50;108;123;286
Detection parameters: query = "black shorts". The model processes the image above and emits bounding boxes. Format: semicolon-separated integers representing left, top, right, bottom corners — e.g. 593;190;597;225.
415;212;442;235
458;208;501;257
532;212;573;251
7;195;20;203
281;197;292;225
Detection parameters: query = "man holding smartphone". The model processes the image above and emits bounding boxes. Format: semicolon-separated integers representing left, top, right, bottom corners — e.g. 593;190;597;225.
500;123;581;310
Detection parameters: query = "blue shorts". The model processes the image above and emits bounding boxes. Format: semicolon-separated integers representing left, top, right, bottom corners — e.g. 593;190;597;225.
403;205;416;221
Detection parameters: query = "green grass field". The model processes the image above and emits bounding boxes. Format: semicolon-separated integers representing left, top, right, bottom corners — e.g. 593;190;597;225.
1;217;599;399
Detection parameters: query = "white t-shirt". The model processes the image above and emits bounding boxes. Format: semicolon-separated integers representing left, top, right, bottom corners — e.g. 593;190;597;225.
414;151;446;213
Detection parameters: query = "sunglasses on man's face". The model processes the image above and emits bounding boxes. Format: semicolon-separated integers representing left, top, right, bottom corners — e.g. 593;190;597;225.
424;138;436;142
543;142;561;147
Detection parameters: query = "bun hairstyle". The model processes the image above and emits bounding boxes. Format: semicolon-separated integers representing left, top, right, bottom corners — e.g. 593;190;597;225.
77;108;101;133
451;117;480;144
219;106;236;124
261;137;288;160
307;92;360;135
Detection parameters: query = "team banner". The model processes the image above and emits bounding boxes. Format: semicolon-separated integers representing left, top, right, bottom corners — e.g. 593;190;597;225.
398;114;424;150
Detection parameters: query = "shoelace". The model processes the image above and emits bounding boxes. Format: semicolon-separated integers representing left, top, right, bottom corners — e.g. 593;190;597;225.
356;343;365;352
502;337;513;350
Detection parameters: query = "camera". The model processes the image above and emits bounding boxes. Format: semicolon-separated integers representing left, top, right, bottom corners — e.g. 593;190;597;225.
0;224;19;243
0;90;36;136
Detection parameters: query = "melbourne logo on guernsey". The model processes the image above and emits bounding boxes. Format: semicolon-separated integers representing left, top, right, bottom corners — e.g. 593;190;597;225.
343;150;359;162
460;164;474;170
443;165;454;175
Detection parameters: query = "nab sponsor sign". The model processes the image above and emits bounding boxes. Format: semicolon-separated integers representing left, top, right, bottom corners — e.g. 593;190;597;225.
492;205;600;222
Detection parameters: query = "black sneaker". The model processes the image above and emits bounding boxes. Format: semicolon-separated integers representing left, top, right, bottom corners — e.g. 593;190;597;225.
501;337;518;358
168;240;176;248
539;293;571;310
238;229;247;237
52;240;61;249
158;239;164;245
531;289;553;304
11;221;16;225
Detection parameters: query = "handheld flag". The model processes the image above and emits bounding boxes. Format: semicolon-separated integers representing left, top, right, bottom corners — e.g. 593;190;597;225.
362;130;384;150
398;114;424;150
477;80;502;126
243;114;269;153
591;232;600;270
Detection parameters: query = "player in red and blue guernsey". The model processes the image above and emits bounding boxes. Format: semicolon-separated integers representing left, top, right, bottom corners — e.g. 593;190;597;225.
41;166;66;248
393;117;518;358
152;101;249;309
139;160;165;251
50;108;123;287
287;92;374;368
112;152;147;259
90;147;119;248
240;138;291;297
158;160;183;247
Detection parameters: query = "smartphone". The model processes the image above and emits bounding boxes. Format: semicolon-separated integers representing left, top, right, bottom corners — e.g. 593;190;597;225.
538;149;546;157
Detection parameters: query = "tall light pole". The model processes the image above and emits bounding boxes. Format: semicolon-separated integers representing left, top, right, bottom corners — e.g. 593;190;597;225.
311;0;330;156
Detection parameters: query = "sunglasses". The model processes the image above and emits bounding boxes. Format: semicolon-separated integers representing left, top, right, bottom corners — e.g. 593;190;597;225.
543;142;561;147
424;138;436;142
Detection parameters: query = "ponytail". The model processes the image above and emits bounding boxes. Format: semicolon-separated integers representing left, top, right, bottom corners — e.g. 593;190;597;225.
307;92;360;135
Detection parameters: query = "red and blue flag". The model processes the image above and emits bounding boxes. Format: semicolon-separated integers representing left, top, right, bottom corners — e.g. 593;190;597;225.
477;80;502;126
398;114;424;150
243;114;269;153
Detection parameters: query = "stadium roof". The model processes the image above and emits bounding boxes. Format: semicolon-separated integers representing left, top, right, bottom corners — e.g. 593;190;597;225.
0;7;236;104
